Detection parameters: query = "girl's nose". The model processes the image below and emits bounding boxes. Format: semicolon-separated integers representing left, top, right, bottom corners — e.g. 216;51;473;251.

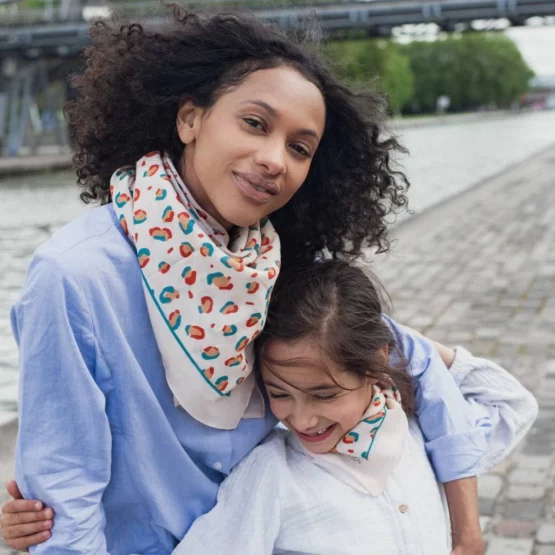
290;406;319;433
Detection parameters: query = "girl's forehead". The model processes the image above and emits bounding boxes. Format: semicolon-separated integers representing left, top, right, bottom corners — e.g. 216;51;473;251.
262;359;333;387
261;338;361;391
263;336;324;364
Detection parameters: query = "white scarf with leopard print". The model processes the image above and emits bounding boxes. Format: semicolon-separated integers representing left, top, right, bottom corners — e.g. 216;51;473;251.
111;151;280;429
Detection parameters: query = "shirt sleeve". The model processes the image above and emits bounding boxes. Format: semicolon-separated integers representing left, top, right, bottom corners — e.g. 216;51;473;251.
449;346;538;472
12;252;112;554
173;438;281;555
383;315;492;483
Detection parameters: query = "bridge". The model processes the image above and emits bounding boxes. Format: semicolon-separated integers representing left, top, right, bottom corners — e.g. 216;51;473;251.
1;0;555;156
3;0;555;56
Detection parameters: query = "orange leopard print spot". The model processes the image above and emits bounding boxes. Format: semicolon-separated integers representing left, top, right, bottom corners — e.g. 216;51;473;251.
185;325;205;340
202;346;220;360
198;296;214;314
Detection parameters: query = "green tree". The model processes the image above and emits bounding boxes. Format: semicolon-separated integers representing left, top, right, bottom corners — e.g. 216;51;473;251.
402;33;533;113
325;38;414;114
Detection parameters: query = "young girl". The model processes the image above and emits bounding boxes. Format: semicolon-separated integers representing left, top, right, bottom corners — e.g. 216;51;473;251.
173;260;538;555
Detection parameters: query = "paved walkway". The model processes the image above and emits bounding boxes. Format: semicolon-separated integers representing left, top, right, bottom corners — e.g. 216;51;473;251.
1;146;555;553
373;144;555;555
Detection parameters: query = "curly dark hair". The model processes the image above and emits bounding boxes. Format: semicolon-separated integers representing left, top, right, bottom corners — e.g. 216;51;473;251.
66;7;409;266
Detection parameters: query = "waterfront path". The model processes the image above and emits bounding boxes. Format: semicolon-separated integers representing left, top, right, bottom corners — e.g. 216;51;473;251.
373;144;555;555
1;145;555;553
0;151;72;176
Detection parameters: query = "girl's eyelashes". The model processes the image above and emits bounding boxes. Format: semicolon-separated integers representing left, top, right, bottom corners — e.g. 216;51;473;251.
267;391;289;400
267;390;339;401
312;393;338;401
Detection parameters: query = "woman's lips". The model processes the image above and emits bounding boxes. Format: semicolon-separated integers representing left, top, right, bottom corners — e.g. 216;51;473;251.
232;172;277;204
296;423;337;443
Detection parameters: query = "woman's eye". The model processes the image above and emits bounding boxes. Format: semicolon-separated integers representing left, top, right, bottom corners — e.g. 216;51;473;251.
244;117;265;131
291;144;311;158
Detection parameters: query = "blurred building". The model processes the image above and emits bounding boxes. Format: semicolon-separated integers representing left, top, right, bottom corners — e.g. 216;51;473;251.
521;75;555;109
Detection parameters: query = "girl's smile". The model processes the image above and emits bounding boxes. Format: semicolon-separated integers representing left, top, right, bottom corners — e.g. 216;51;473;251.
294;424;338;443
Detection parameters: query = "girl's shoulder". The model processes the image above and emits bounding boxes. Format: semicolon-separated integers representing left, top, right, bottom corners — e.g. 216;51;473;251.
231;428;290;476
220;429;293;505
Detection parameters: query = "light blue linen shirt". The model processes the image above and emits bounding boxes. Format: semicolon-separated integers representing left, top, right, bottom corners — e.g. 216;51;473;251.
11;204;490;554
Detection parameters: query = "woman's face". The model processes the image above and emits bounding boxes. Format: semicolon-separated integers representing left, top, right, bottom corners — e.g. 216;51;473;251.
260;337;383;455
177;66;326;229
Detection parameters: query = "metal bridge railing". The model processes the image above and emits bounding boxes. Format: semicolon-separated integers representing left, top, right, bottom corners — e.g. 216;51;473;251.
0;0;355;27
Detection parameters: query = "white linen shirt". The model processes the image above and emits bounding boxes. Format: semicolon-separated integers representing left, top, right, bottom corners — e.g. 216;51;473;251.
174;348;538;555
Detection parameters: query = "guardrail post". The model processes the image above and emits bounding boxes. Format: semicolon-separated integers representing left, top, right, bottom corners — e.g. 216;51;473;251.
4;61;66;156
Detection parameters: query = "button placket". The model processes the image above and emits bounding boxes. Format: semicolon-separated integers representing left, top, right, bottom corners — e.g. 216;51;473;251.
384;482;414;553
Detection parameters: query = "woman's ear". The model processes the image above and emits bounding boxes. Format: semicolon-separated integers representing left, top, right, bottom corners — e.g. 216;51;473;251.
176;101;203;145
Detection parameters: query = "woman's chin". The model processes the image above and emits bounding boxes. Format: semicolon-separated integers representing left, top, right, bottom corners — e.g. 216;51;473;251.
213;197;273;229
222;209;266;229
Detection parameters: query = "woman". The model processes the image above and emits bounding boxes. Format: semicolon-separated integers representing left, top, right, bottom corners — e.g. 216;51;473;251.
1;8;498;554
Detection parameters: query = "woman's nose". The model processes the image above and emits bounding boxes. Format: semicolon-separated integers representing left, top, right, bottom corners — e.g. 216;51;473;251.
254;142;287;177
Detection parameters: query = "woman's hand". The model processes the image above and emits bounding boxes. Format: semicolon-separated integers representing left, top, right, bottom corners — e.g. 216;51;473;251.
0;480;53;551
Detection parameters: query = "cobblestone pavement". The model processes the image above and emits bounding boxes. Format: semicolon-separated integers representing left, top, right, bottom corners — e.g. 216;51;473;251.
1;145;555;553
372;145;555;554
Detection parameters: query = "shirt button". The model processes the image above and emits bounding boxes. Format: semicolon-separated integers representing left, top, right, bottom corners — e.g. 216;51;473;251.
398;504;408;514
213;461;223;471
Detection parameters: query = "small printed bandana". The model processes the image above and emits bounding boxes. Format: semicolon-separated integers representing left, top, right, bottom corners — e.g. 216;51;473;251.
299;384;408;495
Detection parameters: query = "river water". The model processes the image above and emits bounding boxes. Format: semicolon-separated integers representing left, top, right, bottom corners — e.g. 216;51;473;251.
2;109;555;421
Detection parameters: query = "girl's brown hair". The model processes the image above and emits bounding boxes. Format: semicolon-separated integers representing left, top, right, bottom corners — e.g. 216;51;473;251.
256;260;415;413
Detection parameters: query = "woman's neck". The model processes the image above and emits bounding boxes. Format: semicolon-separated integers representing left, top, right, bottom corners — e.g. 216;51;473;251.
177;153;234;232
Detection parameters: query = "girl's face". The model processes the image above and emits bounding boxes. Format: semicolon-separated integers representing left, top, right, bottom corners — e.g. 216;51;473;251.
261;337;386;455
177;66;326;230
